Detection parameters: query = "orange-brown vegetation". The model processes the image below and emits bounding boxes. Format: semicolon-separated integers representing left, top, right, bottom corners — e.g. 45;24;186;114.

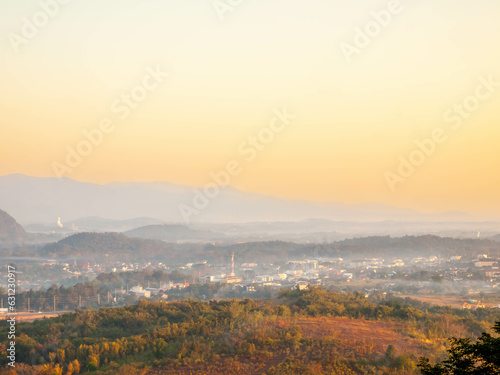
1;288;499;374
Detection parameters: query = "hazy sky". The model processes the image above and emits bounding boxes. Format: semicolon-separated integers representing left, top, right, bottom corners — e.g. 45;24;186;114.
1;0;500;216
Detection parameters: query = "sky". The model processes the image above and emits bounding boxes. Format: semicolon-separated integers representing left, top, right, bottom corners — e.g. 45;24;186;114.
1;0;500;216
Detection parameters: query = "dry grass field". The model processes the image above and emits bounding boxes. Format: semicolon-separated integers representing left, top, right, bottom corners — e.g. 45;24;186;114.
149;317;437;375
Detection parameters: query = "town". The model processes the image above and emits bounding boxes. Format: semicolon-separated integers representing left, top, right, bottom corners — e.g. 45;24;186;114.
5;250;499;314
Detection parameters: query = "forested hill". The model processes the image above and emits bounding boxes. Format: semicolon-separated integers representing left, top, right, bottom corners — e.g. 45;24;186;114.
220;235;500;261
39;232;179;260
0;208;26;244
322;235;500;257
38;233;500;263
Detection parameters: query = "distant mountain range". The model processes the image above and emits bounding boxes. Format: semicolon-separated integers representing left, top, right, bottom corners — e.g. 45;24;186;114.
24;217;166;233
0;174;485;225
125;224;225;242
489;234;500;242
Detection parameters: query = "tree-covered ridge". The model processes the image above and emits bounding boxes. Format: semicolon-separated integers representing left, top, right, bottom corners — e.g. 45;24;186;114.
35;233;500;264
40;232;175;259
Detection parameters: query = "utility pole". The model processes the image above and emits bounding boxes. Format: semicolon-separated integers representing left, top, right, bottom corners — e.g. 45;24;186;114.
1;298;3;309
28;297;30;313
231;253;235;277
98;294;100;306
79;295;81;308
107;291;110;304
54;296;56;312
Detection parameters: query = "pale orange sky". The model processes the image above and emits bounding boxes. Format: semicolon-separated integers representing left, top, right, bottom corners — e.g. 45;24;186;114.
1;0;500;216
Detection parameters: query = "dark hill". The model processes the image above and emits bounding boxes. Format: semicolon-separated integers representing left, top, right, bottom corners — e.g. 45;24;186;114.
0;208;26;243
39;232;179;260
37;234;500;264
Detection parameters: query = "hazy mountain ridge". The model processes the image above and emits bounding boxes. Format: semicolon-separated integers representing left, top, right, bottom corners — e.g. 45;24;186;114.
0;174;483;225
125;224;225;242
489;234;500;242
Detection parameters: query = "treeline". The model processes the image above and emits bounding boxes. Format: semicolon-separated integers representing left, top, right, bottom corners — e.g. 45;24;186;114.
0;282;107;312
301;235;500;259
95;269;189;289
95;269;275;300
0;269;194;312
0;268;266;313
1;288;499;374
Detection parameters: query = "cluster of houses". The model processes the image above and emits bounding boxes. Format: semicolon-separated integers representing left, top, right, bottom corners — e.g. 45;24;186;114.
130;282;190;299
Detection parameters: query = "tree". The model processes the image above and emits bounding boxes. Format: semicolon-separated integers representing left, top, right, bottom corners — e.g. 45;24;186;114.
419;321;500;374
66;362;75;375
153;338;168;359
39;364;63;375
71;359;81;374
385;344;396;361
